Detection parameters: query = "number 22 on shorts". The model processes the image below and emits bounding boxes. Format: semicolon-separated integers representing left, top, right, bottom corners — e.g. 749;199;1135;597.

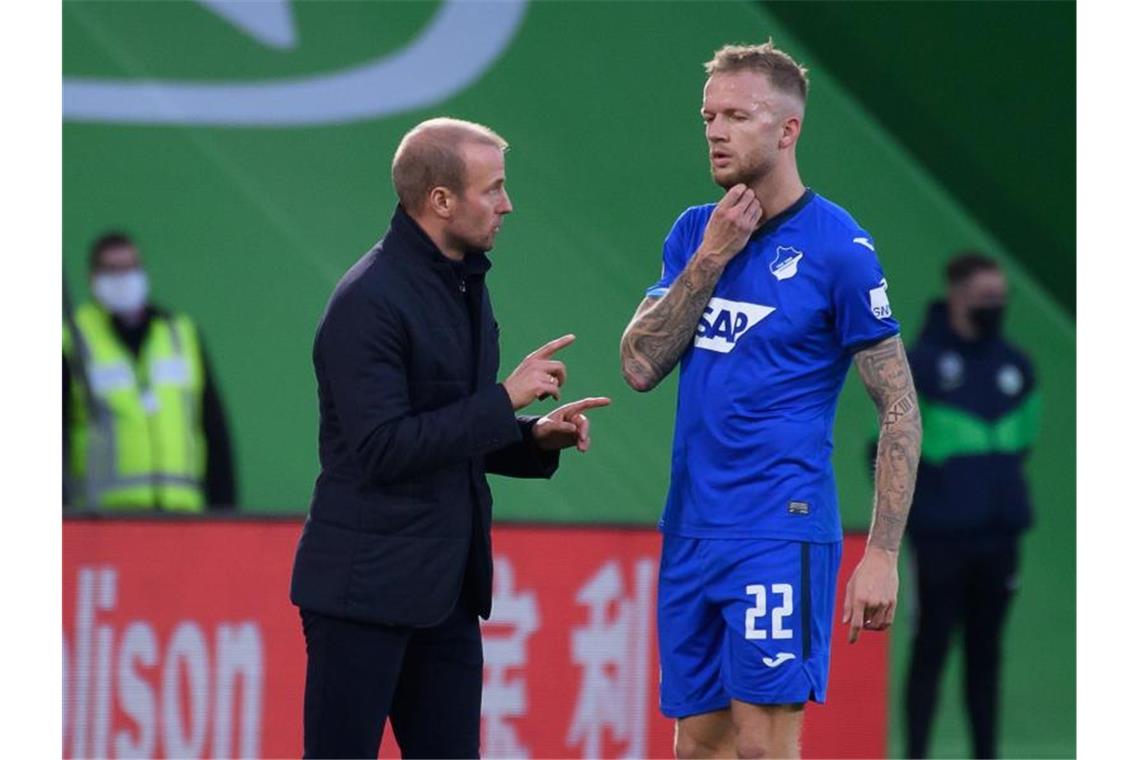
744;583;794;640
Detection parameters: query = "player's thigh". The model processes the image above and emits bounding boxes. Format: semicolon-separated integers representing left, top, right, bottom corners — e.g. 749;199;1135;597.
299;608;409;759
388;603;484;758
707;539;840;707
674;709;735;759
658;534;730;719
730;700;805;759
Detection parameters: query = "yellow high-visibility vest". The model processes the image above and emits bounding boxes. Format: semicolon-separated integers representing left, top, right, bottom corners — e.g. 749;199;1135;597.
64;302;207;511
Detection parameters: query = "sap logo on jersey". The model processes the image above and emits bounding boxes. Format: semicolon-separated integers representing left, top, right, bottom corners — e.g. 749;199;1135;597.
695;297;776;353
869;279;892;320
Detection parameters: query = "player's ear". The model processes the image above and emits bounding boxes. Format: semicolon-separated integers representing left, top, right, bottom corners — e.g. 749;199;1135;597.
779;115;801;149
426;186;455;219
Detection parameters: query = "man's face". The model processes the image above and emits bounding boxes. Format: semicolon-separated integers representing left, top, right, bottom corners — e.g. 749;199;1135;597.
447;142;513;254
702;71;793;188
90;243;150;315
92;244;142;276
952;269;1008;312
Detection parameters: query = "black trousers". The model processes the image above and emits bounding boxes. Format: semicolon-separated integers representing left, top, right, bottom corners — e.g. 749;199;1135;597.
904;536;1019;759
300;602;484;759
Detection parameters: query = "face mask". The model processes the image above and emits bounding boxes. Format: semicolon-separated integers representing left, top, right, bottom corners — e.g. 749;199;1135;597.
968;304;1005;339
93;269;149;315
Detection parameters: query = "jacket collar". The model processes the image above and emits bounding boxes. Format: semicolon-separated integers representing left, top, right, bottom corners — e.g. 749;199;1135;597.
389;205;492;277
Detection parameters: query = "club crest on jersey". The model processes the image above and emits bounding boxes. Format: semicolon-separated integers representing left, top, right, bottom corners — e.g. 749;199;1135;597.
769;245;804;281
694;297;776;353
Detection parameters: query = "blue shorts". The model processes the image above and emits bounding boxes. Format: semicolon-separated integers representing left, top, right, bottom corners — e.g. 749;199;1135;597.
657;534;842;718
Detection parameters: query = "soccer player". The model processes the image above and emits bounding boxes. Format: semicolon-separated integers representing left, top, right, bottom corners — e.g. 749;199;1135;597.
620;43;922;758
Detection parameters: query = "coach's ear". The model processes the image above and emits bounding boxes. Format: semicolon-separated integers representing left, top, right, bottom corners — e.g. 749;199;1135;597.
426;186;456;219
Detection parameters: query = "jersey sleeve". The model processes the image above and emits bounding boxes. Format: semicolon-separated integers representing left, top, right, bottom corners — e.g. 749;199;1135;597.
646;208;698;298
831;234;901;351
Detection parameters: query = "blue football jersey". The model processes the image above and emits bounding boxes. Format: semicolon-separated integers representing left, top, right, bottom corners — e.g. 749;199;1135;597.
647;190;900;542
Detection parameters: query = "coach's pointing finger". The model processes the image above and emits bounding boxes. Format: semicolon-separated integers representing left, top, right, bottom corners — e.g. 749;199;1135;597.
530;334;576;360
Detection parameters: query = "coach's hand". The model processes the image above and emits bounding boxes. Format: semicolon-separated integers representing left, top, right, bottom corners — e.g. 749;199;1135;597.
842;546;899;643
534;397;612;452
502;334;574;410
697;184;763;261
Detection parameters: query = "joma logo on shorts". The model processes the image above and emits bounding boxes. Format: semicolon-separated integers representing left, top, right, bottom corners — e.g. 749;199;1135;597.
694;297;776;354
763;652;796;668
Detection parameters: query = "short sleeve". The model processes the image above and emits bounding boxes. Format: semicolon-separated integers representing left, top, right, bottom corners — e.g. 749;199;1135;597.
646;208;700;297
831;234;901;351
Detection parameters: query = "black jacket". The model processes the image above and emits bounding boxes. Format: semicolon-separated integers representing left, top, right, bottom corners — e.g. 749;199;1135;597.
906;301;1038;541
289;207;558;627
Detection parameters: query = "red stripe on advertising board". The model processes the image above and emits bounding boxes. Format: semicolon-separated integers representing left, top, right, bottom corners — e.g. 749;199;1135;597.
62;519;886;758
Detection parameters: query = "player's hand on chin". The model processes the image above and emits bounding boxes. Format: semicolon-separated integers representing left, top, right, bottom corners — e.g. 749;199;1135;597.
534;397;612;452
842;545;899;643
698;183;764;261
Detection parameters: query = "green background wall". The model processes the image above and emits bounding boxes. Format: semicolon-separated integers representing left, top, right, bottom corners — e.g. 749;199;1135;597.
765;0;1076;316
63;1;1074;756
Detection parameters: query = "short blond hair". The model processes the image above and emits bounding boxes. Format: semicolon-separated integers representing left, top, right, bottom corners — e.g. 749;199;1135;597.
391;117;508;212
705;41;810;103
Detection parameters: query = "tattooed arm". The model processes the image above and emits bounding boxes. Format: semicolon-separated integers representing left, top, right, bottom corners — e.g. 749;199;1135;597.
843;333;923;643
619;254;727;391
620;185;762;392
857;334;922;552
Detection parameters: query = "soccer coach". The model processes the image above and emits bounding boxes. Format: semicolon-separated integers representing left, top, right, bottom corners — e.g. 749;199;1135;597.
290;117;609;758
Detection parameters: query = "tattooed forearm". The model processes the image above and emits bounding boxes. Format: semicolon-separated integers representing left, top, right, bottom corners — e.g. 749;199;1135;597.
884;394;917;427
854;335;923;552
619;253;728;392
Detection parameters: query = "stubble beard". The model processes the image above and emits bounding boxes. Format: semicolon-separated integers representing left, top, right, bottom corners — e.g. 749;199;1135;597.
711;153;774;190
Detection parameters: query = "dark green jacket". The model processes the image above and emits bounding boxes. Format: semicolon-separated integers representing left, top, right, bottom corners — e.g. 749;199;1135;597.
906;301;1039;539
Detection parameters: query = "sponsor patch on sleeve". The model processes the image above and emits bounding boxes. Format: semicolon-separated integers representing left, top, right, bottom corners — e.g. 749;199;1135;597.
869;279;892;320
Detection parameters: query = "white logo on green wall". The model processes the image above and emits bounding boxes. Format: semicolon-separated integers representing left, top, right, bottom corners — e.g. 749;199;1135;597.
63;0;528;127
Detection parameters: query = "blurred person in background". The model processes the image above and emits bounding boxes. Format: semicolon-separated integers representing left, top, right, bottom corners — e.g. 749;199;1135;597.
902;252;1039;758
289;117;609;759
63;232;237;511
